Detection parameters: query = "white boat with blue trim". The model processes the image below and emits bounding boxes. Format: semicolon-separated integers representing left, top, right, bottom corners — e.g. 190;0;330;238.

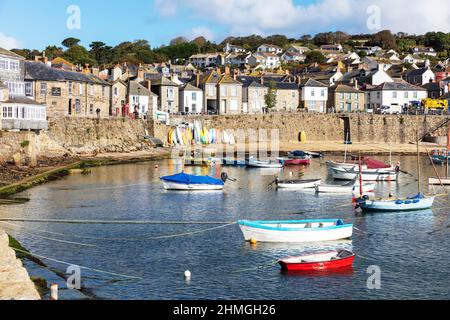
237;219;353;243
356;193;435;211
160;172;226;191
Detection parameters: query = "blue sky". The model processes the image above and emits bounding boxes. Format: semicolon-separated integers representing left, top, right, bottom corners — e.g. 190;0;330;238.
0;0;449;50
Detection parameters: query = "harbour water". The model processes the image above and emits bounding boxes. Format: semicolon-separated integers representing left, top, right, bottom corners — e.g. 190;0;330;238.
0;155;449;300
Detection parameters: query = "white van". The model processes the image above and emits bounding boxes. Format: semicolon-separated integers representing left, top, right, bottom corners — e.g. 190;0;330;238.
380;104;402;114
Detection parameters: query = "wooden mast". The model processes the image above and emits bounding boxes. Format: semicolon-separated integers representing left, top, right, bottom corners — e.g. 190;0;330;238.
447;126;449;178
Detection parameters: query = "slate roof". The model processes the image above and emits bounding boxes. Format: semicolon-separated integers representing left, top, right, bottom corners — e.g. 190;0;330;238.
422;82;441;92
405;67;432;77
180;83;202;92
370;81;426;91
3;96;44;105
329;84;363;93
299;78;328;88
0;47;25;60
25;62;108;85
144;74;178;86
128;81;157;96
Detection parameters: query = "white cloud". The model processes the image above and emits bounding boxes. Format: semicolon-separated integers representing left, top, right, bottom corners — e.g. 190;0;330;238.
0;33;22;50
186;26;215;41
154;0;178;17
155;0;450;38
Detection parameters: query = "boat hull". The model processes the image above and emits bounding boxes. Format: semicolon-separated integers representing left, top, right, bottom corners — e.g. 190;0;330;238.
279;252;355;271
284;159;311;166
277;179;321;189
360;196;435;211
428;178;450;185
162;181;224;191
247;161;283;169
330;168;398;181
238;220;353;243
318;183;376;194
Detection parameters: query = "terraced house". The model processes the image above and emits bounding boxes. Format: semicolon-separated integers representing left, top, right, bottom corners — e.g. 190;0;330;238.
24;61;110;118
328;84;365;113
0;47;47;131
197;70;243;115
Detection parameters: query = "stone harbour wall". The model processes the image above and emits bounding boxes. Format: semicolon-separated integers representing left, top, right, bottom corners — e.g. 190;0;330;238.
0;230;40;300
164;113;449;144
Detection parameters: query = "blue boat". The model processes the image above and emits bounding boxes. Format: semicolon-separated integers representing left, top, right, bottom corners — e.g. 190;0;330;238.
161;172;225;190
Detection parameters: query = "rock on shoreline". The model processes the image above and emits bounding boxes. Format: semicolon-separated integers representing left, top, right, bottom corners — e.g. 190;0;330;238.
0;229;40;300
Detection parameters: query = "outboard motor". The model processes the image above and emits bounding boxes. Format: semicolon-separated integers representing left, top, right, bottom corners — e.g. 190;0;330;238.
221;172;229;182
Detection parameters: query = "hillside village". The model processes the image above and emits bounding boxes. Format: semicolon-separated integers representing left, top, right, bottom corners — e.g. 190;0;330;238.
1;31;450;131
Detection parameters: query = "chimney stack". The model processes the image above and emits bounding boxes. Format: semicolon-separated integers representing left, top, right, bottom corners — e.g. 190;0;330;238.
145;80;152;91
225;66;230;75
354;79;358;89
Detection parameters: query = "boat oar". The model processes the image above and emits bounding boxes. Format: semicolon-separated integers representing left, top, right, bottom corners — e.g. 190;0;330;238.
398;169;417;179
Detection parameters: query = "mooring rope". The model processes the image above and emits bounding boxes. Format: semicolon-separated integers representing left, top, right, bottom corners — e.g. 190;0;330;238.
1;222;96;247
11;247;142;280
232;260;280;274
0;218;235;225
0;221;237;241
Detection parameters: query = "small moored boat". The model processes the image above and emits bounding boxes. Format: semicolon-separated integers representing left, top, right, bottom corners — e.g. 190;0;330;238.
330;167;398;181
428;177;450;185
238;219;353;243
355;193;435;211
283;158;311;166
279;250;355;272
246;159;283;169
161;172;226;190
318;183;376;194
276;179;321;189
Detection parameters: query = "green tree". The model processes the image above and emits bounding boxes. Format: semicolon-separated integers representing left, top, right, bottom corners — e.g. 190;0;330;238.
63;45;95;65
370;30;397;49
264;81;277;111
170;36;188;46
305;51;326;64
89;41;113;66
44;45;64;59
62;37;81;49
424;32;450;54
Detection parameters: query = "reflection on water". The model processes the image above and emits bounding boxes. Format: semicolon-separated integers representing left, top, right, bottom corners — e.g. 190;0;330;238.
0;155;449;300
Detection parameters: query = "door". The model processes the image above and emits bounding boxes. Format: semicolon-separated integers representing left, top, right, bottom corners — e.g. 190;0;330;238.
346;103;352;112
68;99;72;115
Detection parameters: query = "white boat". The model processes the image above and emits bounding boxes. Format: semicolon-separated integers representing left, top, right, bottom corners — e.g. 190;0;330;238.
326;161;367;171
330;167;398;181
247;160;283;169
276;179;322;189
428;177;450;185
160;172;225;191
238;219;353;243
318;183;376;194
356;194;435;211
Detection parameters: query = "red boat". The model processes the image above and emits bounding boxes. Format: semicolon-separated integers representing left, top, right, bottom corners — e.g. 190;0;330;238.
284;158;311;166
278;250;355;272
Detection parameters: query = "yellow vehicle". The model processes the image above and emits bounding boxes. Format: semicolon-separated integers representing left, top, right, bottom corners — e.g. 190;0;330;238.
421;98;449;113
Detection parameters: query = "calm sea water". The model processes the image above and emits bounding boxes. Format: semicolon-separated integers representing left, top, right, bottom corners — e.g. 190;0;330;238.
1;155;449;300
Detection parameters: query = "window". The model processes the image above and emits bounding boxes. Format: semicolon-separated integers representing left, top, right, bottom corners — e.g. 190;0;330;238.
311;89;315;97
292;91;296;98
377;92;381;99
413;91;418;99
192;92;197;101
79;84;83;95
102;86;106;97
25;82;33;96
114;87;118;97
9;60;19;71
68;82;72;95
309;101;315;109
89;84;94;96
75;99;81;113
167;88;174;100
347;93;351;99
355;93;359;99
392;91;397;98
339;102;344;110
230;86;237;97
221;87;227;97
340;93;344;100
5;82;25;95
404;92;409;98
355;102;359;110
0;59;6;70
89;104;94;114
229;99;238;111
